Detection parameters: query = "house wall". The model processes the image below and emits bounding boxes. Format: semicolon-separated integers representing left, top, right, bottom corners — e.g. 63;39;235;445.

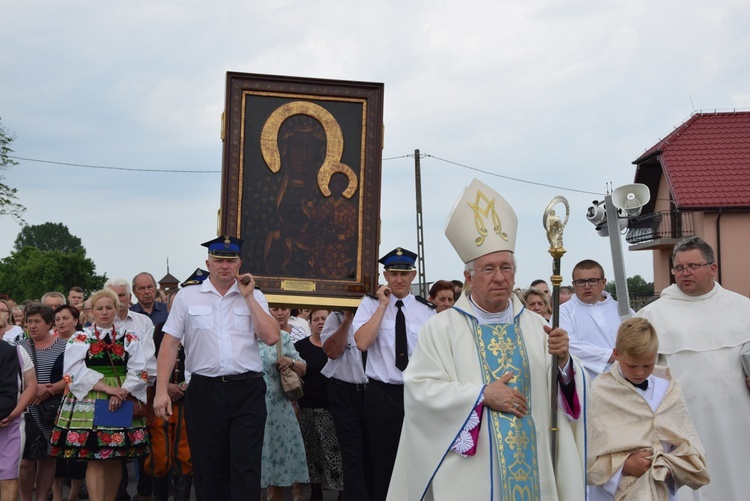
651;177;674;294
648;174;750;297
700;212;750;298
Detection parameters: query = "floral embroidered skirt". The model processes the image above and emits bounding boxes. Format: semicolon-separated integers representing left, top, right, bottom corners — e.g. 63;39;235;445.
51;376;150;460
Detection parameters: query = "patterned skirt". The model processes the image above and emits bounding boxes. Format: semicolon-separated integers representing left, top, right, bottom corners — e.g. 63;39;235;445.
51;376;150;460
298;407;343;490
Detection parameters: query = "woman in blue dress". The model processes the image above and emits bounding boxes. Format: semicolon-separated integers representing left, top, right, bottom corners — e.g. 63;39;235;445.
260;307;309;501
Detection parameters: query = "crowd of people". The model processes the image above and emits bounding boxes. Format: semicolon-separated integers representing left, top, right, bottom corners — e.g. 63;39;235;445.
2;180;750;501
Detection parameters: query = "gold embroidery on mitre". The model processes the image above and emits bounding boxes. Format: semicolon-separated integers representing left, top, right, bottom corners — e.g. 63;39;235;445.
467;189;508;247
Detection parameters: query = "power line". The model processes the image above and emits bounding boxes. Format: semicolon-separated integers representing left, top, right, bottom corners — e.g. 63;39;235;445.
416;154;603;196
12;153;605;195
9;156;219;174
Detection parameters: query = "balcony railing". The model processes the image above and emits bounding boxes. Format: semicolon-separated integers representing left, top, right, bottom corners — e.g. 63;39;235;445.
625;211;695;245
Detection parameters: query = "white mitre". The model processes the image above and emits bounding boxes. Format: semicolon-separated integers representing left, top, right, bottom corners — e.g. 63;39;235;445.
445;178;518;263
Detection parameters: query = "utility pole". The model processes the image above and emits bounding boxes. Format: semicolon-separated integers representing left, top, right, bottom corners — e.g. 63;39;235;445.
414;149;427;297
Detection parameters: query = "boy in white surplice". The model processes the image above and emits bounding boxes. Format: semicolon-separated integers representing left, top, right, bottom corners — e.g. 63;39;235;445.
587;318;710;500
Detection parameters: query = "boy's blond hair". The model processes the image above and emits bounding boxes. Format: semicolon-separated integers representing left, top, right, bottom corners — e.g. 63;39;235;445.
615;317;659;359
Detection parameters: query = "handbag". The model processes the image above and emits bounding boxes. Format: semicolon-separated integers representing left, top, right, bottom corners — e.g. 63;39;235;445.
276;342;304;401
26;339;62;425
23;412;49;459
104;347;148;419
37;397;62;425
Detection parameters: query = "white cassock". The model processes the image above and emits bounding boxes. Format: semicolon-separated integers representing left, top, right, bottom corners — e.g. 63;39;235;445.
387;293;587;501
637;283;750;501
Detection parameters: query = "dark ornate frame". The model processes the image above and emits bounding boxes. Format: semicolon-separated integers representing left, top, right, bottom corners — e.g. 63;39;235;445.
219;72;384;308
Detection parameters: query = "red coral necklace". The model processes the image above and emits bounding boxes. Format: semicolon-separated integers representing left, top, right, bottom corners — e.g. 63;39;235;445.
93;324;118;352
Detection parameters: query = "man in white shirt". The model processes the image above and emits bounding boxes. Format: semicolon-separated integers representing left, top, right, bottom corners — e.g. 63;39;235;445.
353;247;435;501
559;259;632;380
153;236;279;501
321;311;372;500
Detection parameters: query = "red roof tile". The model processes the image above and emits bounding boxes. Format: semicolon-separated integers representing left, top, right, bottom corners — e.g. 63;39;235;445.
633;111;750;209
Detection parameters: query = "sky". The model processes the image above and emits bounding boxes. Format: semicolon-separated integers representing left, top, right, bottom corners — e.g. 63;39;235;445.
1;0;749;301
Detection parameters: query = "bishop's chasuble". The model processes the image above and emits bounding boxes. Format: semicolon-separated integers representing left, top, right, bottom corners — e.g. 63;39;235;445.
387;293;587;500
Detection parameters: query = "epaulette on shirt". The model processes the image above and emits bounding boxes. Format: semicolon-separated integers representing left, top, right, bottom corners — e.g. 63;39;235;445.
415;295;437;309
363;294;436;309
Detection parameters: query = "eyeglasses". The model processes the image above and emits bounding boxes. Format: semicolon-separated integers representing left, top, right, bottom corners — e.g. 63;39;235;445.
477;265;515;276
671;263;713;275
572;278;603;287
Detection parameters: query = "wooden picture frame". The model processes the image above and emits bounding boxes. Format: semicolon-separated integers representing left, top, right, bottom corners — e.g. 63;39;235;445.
219;72;384;308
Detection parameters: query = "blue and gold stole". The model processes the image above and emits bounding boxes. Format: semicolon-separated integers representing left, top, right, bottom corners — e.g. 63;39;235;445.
472;317;541;501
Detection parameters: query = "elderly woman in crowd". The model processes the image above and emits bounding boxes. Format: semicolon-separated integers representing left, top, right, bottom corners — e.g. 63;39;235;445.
51;289;149;501
522;288;552;321
17;304;67;501
0;334;37;501
1;300;24;344
261;307;309;501
50;305;86;501
294;309;343;501
428;280;457;313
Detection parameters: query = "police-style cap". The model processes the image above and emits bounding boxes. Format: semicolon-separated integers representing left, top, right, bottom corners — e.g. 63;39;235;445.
379;247;418;271
201;236;242;259
445;178;517;263
181;268;209;287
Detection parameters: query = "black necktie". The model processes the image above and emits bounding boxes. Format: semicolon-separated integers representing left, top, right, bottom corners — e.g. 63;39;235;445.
627;378;648;391
395;300;408;371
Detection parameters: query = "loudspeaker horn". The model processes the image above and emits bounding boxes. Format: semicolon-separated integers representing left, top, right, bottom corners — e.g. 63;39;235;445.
611;183;650;217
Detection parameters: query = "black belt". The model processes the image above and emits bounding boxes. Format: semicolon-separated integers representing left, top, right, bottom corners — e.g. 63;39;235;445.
366;378;403;391
331;378;367;392
192;371;264;383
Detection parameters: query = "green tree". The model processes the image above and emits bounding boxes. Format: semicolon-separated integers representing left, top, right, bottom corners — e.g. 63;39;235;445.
0;116;25;223
0;227;106;302
605;274;654;299
14;222;84;253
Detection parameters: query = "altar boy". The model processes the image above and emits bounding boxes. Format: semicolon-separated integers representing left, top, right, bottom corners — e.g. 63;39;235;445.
587;318;710;500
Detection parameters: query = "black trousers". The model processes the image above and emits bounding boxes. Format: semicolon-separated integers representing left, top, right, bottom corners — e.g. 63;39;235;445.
117;456;151;499
364;379;403;501
328;379;373;501
185;374;266;501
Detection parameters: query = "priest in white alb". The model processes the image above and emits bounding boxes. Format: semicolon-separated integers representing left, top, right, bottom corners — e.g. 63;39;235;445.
637;236;750;501
386;179;587;501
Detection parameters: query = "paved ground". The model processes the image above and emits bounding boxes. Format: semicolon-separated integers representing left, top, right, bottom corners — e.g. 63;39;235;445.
55;460;342;500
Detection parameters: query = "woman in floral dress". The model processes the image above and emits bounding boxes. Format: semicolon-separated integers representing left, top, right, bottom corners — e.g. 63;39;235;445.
261;307;309;501
51;289;149;501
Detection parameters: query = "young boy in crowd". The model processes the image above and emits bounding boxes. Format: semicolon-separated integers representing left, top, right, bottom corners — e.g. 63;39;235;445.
587;317;710;500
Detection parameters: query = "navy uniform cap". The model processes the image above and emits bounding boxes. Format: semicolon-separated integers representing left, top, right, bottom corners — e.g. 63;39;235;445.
201;235;242;258
379;247;418;271
181;268;210;287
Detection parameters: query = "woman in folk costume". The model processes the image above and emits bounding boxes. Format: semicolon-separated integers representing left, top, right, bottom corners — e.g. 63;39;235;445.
387;178;587;500
587;317;709;500
51;289;149;501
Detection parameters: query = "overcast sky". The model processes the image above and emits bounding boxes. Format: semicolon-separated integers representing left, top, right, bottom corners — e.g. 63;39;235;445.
2;0;749;300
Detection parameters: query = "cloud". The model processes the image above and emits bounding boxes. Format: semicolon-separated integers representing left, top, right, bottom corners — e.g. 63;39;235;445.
2;0;749;300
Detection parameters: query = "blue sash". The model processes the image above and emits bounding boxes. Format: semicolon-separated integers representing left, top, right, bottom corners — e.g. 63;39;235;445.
473;318;541;500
